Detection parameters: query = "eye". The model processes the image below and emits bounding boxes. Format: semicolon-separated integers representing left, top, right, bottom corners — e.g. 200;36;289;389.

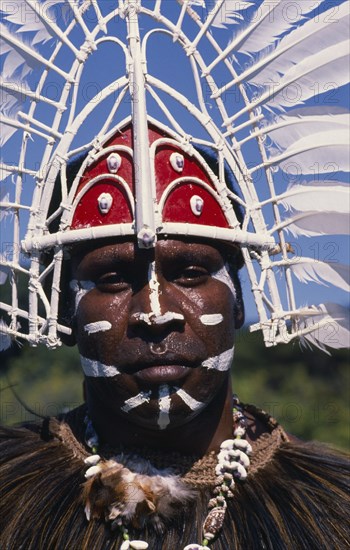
173;266;209;287
95;272;129;292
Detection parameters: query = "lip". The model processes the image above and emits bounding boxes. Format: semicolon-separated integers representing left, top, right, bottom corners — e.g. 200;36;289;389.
134;365;191;385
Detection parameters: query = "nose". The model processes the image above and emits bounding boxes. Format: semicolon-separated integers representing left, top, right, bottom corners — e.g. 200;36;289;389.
129;260;185;332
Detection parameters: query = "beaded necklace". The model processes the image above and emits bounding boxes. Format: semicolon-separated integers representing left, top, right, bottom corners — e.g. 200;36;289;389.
83;395;251;550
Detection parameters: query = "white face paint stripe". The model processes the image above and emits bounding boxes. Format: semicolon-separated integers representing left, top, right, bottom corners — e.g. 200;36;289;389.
121;391;152;413
158;385;171;430
132;311;185;325
175;388;205;412
70;279;96;313
148;261;161;317
212;264;236;298
200;313;223;326
80;355;120;377
201;346;235;372
84;320;112;334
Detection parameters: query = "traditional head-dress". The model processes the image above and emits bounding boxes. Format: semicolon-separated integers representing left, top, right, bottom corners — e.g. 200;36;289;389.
0;0;349;352
0;3;349;549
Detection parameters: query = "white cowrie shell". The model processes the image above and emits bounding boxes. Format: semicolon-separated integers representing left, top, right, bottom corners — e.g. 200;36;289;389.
233;439;253;455
107;152;122;173
190;195;204;216
85;464;102;478
129;541;149;549
220;439;235;450
84;454;101;465
170;152;184;172
97;192;113;214
120;542;130;550
228;449;250;468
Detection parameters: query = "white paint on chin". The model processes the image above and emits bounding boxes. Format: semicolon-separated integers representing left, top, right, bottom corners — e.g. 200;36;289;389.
200;313;223;326
201;346;235;372
84;320;112;334
70;279;96;313
212;264;236;298
175;388;205;412
80;355;120;377
158;385;171;430
121;391;152;413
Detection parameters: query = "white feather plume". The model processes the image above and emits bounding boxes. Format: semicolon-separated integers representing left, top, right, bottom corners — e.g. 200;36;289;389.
286;257;349;293
280;183;349;213
2;0;58;45
211;1;253;29
0;320;12;351
283;211;349;238
268;130;350;174
262;110;349;151
264;41;349;111
0;254;10;285
232;0;322;54
247;1;350;87
297;303;350;352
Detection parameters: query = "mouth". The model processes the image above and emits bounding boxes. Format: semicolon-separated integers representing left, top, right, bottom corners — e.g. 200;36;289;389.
134;364;191;385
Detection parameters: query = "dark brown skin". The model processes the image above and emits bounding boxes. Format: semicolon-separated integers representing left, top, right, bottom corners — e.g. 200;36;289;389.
70;238;243;455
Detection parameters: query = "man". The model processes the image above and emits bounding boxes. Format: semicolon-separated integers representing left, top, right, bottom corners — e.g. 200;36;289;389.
1;121;349;550
0;1;349;548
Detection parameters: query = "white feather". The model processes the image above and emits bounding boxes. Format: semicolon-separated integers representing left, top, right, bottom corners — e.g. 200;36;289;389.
280;183;349;214
283;211;349;237
297;303;350;352
268;130;350;174
2;0;56;45
0;320;12;351
287;257;350;293
0;181;12;220
264;41;349;111
248;2;350;86
0;23;42;78
232;0;322;54
211;1;253;29
263;111;349;151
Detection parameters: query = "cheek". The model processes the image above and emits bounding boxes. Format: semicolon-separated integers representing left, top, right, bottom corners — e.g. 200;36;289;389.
180;284;236;351
75;291;129;359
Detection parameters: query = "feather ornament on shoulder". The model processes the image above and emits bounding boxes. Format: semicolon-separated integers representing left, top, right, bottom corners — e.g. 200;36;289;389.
82;457;196;530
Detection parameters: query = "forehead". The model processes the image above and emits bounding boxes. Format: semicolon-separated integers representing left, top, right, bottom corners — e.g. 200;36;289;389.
71;238;231;269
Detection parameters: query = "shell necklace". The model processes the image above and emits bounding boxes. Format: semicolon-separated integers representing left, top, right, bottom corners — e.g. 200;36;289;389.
83;395;251;550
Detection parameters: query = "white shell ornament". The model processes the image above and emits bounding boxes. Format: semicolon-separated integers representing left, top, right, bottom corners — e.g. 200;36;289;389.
190;195;204;216
107;152;122;173
170;152;184;172
129;541;149;549
97;192;113;215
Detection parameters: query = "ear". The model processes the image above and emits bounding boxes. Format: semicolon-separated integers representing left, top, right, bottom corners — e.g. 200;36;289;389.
234;299;245;329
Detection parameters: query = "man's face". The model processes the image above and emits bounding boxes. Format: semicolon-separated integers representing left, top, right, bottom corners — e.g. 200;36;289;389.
71;239;241;431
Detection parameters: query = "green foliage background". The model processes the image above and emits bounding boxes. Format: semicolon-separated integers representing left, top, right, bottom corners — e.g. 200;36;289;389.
0;329;349;451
